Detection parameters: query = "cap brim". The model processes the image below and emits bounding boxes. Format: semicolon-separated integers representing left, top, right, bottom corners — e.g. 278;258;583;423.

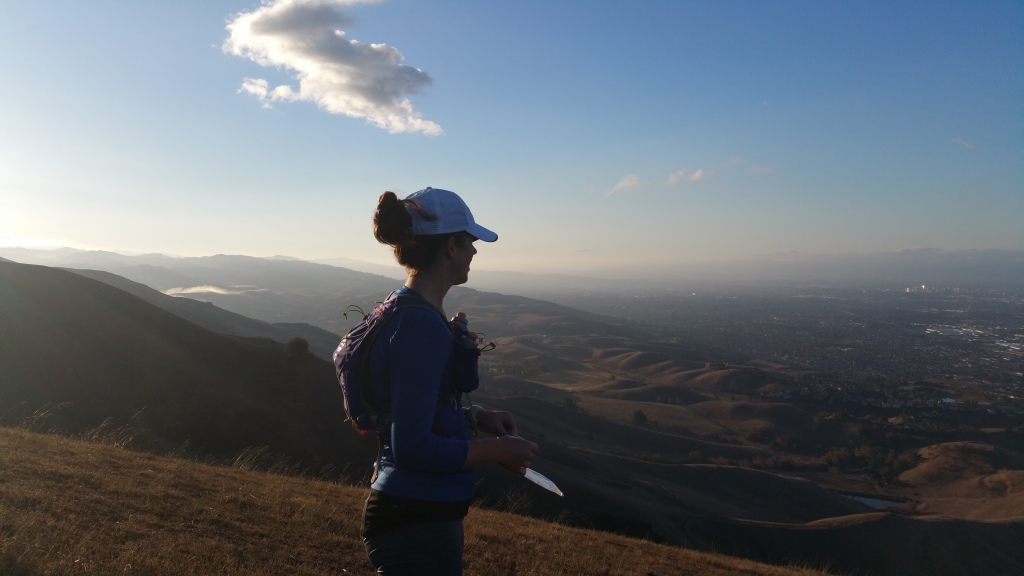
466;223;498;242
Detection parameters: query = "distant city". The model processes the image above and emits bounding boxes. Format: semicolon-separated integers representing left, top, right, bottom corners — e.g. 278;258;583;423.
563;285;1024;418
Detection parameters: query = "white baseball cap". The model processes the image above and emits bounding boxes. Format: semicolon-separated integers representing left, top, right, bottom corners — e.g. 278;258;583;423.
404;187;498;242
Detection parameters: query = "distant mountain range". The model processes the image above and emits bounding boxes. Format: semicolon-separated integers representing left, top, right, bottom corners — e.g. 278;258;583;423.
550;248;1024;291
300;249;1024;294
3;247;1020;303
671;248;1024;289
0;247;649;337
317;248;1024;292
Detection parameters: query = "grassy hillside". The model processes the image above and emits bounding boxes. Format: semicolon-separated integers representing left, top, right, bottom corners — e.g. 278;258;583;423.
0;426;830;576
899;442;1024;520
0;260;373;470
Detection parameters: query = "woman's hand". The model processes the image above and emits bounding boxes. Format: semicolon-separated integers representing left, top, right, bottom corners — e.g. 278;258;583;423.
492;435;539;475
463;407;538;475
475;409;518;437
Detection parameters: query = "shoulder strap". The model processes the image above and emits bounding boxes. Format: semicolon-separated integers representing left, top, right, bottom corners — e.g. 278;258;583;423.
390;291;446;320
357;291;448;420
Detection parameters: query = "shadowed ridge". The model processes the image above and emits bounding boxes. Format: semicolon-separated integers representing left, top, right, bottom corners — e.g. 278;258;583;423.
0;260;373;471
684;512;1024;576
67;267;341;360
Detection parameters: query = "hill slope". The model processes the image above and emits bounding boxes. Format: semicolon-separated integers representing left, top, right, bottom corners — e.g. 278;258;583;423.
0;260;372;469
0;426;829;576
67;267;341;360
0;248;653;338
684;512;1024;576
899;442;1024;520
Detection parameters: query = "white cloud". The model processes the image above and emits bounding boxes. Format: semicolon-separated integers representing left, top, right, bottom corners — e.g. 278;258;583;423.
238;78;273;107
610;173;641;195
668;168;711;185
224;0;442;135
952;137;976;151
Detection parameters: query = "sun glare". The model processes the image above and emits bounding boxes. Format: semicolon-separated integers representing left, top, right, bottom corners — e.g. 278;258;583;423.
0;235;84;250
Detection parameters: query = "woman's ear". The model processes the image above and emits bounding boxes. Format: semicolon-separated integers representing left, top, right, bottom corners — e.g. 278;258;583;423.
443;235;459;260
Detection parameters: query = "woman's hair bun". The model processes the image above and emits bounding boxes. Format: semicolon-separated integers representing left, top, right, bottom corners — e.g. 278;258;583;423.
373;191;415;247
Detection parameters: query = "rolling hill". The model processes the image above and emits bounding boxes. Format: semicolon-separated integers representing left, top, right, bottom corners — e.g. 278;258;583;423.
899;442;1024;520
0;248;655;339
67;267;342;360
0;260;374;470
4;258;1024;575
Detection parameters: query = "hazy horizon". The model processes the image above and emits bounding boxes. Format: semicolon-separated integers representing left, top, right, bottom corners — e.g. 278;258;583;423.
3;245;1020;295
2;1;1021;273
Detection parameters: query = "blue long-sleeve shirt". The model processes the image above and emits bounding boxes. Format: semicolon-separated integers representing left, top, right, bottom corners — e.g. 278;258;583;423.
367;287;475;502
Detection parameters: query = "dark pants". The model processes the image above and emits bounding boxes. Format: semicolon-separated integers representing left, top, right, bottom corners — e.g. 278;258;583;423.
363;520;465;576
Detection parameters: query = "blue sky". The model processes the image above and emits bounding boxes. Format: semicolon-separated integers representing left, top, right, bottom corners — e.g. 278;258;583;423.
1;0;1021;275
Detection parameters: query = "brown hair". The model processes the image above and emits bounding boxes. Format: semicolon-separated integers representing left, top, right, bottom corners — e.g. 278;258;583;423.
373;191;465;273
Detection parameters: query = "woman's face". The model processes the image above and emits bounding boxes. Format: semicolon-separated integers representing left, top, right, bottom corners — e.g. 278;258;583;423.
451;233;478;285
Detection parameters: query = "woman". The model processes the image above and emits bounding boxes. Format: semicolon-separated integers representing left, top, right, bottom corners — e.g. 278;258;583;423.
362;186;539;575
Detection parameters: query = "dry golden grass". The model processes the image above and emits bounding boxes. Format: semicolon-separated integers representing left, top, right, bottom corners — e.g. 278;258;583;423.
0;427;368;575
0;426;831;576
898;441;1024;520
575;395;732;437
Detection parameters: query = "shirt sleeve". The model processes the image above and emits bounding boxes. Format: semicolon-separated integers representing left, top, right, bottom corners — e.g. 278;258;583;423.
385;307;469;472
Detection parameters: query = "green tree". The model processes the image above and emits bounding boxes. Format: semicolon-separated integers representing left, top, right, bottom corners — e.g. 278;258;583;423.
284;337;310;359
632;409;648;426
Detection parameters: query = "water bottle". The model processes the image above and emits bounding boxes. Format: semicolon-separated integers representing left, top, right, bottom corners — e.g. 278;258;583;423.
450;311;479;348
